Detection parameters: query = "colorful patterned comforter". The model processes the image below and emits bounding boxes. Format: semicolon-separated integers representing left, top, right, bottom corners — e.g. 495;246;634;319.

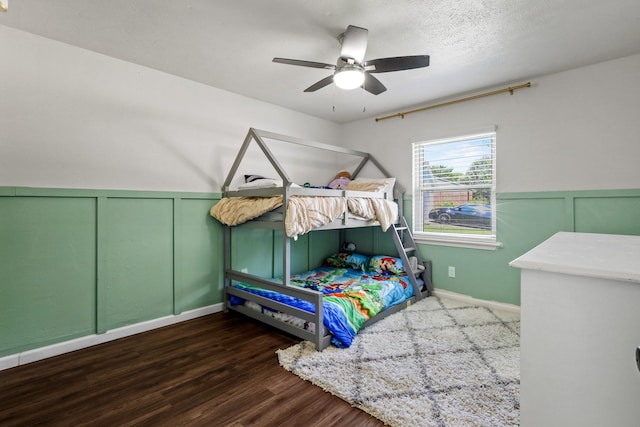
230;266;414;348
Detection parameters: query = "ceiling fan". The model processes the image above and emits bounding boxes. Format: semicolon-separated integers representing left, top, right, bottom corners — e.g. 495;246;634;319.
273;25;429;95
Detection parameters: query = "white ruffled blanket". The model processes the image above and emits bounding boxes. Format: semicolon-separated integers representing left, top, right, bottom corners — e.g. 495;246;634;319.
285;196;345;239
347;197;398;232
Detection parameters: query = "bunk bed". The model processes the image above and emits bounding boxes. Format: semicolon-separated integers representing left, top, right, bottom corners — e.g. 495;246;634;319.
211;128;432;350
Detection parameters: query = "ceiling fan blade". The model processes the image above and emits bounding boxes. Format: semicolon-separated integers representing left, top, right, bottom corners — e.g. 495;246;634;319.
362;73;387;95
364;55;430;73
304;75;335;92
339;25;368;63
273;57;336;70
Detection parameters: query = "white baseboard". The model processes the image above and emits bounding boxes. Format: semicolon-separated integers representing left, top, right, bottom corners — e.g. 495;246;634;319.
0;303;224;372
433;288;520;314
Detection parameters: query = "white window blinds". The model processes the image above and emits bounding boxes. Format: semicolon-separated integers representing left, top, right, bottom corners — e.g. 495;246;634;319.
412;132;496;245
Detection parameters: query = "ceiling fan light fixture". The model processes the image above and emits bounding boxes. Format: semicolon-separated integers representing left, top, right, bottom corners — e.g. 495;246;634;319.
273;25;429;95
333;67;365;90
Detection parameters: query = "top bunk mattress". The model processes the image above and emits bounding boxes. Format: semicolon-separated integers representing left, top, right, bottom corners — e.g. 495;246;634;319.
210;193;398;240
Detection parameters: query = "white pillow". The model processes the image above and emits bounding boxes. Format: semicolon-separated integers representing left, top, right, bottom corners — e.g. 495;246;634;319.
237;178;283;189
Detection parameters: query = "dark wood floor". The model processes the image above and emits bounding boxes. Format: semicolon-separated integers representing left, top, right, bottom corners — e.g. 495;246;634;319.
0;311;383;427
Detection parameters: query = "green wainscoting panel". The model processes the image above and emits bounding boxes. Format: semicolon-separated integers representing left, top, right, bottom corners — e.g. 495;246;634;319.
574;195;640;235
343;228;376;254
1;187;220;358
273;231;310;276
343;226;400;257
308;230;340;268
273;230;339;276
230;227;277;278
177;199;223;312
0;196;96;355
103;198;175;330
229;227;339;279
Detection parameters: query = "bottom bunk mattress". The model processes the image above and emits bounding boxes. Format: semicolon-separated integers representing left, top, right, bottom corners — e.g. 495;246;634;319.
229;259;418;348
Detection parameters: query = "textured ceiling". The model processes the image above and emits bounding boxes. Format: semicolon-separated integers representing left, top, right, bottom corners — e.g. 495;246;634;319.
2;0;640;123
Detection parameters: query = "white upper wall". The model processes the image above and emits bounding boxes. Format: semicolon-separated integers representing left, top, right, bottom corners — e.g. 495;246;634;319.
2;25;639;194
0;26;341;193
341;53;640;193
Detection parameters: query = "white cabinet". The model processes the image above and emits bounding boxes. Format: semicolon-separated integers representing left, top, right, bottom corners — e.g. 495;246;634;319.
511;232;640;427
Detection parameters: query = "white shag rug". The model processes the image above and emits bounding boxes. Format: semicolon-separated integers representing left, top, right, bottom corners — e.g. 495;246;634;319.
277;295;520;427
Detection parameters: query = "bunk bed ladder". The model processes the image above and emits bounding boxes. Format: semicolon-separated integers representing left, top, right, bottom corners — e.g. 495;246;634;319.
391;216;433;298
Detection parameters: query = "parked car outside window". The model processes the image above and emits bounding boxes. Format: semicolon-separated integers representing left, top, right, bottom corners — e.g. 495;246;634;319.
428;202;491;229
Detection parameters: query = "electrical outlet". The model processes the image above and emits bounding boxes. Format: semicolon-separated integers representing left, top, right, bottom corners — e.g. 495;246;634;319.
448;266;456;278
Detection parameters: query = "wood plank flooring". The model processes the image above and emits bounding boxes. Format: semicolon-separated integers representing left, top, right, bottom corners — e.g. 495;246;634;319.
0;312;383;426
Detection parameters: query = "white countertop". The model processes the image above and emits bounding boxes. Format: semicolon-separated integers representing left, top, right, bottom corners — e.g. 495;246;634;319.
510;231;640;283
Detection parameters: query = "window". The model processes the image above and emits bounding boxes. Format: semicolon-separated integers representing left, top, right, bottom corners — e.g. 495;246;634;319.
412;130;497;249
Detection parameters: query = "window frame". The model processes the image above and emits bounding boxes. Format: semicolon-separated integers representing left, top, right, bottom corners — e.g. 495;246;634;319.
412;130;498;250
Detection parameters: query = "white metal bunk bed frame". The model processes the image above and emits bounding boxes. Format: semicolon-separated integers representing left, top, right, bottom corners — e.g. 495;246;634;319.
221;128;431;350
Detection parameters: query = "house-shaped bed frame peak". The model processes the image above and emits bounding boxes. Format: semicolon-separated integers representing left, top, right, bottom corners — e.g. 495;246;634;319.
222;128;403;197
